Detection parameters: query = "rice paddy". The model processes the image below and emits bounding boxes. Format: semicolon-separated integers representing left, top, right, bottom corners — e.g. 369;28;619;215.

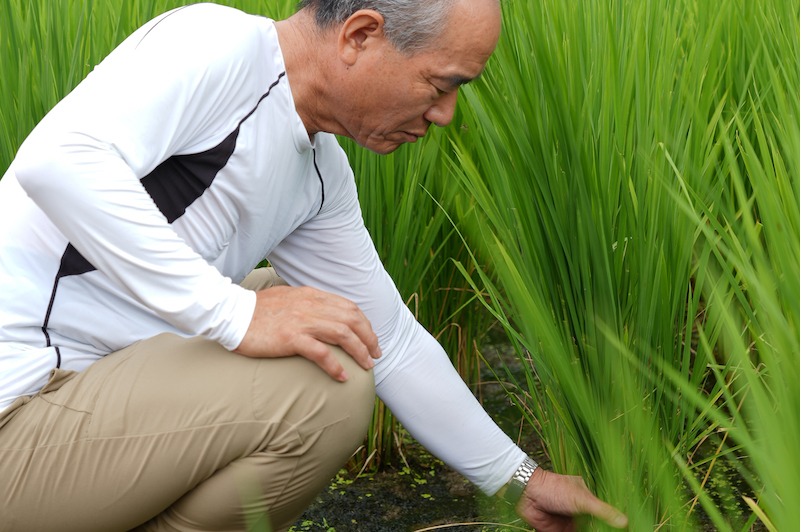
2;0;798;530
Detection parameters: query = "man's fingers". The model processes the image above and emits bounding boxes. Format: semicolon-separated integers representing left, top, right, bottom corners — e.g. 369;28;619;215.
313;314;378;365
294;337;348;382
292;287;381;361
308;319;376;371
572;480;628;529
585;498;628;529
320;294;381;360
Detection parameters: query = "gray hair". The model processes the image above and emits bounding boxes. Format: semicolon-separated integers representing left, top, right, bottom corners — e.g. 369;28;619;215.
298;0;456;55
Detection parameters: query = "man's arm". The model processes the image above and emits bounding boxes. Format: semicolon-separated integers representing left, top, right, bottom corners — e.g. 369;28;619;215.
12;5;270;350
11;3;379;381
266;136;627;527
266;141;524;491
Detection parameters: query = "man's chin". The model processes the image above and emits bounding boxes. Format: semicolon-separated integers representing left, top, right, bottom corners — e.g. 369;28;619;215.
362;140;406;155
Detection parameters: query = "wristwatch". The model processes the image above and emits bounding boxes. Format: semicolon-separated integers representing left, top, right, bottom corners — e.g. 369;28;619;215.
503;456;538;506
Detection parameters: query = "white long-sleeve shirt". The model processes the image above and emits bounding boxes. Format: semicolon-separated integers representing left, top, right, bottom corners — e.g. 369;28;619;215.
0;3;525;494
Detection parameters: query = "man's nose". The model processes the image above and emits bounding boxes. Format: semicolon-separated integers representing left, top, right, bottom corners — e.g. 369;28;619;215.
424;89;459;127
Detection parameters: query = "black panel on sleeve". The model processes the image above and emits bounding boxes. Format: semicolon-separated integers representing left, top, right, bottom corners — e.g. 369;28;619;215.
140;128;240;223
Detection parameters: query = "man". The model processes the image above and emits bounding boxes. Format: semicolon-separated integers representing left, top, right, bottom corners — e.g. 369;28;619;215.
0;1;628;530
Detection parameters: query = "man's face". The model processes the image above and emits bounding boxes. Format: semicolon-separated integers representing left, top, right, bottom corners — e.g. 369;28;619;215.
337;0;502;154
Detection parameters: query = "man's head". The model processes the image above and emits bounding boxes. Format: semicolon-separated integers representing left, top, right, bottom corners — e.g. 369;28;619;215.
287;0;502;154
298;0;457;56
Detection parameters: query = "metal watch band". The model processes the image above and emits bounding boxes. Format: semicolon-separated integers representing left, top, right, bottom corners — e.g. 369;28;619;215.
503;456;538;506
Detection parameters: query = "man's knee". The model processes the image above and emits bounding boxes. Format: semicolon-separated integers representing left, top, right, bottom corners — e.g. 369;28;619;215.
260;347;374;531
273;344;374;447
328;344;375;404
324;344;375;440
238;267;288;291
146;346;376;532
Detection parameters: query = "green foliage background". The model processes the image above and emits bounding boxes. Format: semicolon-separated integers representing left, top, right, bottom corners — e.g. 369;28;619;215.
449;0;800;530
2;0;800;530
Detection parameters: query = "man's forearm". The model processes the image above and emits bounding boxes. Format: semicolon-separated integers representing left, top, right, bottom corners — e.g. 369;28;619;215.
375;320;527;495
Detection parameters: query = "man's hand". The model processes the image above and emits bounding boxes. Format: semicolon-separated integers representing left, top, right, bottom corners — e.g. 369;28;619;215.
234;285;381;381
514;467;628;531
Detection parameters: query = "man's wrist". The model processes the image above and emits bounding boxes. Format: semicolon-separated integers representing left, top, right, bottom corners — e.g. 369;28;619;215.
500;456;538;506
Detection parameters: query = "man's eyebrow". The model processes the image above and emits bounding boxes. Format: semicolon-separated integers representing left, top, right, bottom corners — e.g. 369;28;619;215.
436;73;483;90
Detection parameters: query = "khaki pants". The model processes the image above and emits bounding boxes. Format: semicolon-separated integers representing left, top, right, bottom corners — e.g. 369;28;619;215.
0;269;375;532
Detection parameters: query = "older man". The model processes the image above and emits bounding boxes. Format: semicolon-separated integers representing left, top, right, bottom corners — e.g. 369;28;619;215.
0;1;627;531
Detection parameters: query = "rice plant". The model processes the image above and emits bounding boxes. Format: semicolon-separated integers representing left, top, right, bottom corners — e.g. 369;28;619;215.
450;0;800;529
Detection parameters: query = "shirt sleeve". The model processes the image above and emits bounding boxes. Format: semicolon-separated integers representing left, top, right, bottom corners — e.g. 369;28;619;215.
11;5;265;349
267;141;527;495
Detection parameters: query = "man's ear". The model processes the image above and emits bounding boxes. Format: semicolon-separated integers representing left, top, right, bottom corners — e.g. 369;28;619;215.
338;9;386;66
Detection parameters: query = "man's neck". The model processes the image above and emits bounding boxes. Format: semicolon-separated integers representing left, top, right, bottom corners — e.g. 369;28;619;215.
275;11;340;139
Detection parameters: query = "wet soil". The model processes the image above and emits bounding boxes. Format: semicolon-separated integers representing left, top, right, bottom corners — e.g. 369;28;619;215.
289;444;535;532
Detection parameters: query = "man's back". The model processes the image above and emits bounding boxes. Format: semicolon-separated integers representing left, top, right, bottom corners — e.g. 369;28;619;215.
0;4;344;410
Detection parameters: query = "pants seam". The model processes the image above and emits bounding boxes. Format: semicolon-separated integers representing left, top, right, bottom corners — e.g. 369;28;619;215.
34;395;93;416
0;419;281;453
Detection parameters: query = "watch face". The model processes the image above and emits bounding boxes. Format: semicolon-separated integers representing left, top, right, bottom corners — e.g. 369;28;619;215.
503;481;525;505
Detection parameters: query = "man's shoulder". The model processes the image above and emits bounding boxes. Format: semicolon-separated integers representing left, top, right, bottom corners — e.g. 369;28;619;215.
133;4;276;63
148;3;270;31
